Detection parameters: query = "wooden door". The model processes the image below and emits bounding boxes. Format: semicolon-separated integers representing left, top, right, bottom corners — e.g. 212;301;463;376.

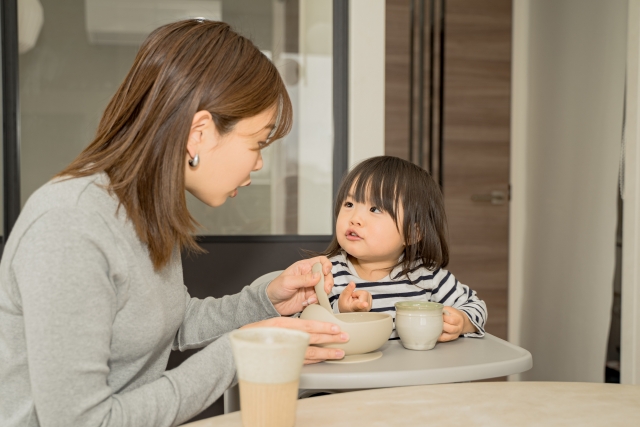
385;0;511;340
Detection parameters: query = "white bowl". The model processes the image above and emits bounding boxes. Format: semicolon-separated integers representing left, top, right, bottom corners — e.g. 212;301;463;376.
300;304;393;355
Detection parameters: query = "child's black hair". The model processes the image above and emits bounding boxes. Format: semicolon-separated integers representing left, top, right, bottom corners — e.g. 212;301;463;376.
320;155;449;277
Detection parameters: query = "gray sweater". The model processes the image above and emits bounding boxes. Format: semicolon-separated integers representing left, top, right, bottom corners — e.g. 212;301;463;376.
0;173;280;427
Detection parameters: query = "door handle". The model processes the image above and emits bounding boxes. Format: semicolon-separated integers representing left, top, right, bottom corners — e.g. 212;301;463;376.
471;191;506;205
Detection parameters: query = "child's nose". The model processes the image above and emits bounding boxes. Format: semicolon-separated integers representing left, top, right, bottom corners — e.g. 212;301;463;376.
349;214;362;226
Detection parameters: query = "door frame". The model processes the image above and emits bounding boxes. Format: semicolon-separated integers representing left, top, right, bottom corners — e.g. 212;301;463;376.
1;0;21;240
622;0;640;385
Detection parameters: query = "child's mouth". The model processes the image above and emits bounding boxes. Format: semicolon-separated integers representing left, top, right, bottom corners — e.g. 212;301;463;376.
345;231;362;241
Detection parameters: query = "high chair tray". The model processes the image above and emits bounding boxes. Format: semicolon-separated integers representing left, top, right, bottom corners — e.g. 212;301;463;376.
298;333;532;390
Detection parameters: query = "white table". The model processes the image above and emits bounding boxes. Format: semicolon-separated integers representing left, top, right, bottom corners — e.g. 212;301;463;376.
186;382;640;427
223;333;532;412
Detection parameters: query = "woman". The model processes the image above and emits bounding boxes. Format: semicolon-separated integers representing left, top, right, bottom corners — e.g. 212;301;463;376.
0;20;346;427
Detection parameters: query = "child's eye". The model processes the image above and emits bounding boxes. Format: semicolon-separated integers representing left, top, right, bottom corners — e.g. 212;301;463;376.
370;206;382;213
344;201;353;208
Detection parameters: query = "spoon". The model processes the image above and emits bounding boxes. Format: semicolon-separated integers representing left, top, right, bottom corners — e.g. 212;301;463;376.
312;262;333;313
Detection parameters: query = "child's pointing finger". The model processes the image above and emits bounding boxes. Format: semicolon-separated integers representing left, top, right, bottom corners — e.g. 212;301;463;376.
342;281;356;297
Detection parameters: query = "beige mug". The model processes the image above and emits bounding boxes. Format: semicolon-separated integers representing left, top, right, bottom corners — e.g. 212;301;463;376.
395;301;449;350
229;327;309;427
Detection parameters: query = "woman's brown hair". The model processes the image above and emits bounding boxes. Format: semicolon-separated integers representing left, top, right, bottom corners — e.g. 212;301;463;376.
319;156;449;278
56;19;292;270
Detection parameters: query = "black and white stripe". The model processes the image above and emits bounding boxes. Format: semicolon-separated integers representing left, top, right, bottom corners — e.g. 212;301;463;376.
328;252;487;339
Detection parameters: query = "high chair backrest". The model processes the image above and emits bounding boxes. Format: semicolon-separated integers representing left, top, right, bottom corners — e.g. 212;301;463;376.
249;270;283;288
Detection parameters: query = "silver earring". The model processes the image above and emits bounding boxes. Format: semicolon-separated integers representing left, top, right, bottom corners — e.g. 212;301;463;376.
188;153;200;168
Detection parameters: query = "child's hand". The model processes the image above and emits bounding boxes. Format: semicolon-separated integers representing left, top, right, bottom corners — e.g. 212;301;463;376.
338;282;372;312
438;306;477;342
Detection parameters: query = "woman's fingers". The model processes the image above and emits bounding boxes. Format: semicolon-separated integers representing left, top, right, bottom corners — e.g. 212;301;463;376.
302;255;333;276
241;316;348;364
245;317;348;342
279;266;331;294
268;271;321;310
308;331;350;345
275;256;332;292
304;346;345;364
294;319;350;346
287;270;322;290
295;256;334;293
294;317;340;335
301;292;318;307
267;257;335;315
323;273;334;294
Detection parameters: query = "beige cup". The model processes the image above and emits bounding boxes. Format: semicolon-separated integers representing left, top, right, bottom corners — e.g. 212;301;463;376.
229;327;309;427
395;301;449;350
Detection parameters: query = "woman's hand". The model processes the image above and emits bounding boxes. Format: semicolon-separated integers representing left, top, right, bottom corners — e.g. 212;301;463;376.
265;256;334;316
338;282;372;312
438;306;477;342
241;317;348;364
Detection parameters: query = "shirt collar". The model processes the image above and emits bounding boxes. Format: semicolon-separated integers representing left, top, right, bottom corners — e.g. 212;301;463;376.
337;250;412;281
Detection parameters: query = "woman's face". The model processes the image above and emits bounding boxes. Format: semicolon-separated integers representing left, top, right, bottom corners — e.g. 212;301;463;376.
185;106;276;207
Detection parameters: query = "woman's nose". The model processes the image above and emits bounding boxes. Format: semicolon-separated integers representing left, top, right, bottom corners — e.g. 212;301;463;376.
253;152;264;172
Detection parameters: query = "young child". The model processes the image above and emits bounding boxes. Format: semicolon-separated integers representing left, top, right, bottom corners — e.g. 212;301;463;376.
322;156;487;341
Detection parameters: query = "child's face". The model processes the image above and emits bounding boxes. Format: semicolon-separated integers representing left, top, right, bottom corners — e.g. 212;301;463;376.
336;193;405;266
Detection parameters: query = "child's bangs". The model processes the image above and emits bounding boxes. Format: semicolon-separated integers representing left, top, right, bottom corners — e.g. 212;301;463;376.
349;169;402;225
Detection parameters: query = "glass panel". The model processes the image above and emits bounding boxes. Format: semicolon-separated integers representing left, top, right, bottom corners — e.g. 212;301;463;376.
19;0;140;207
186;0;334;235
19;0;334;236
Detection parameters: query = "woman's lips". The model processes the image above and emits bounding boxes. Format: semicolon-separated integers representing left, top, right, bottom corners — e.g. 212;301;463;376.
230;180;251;198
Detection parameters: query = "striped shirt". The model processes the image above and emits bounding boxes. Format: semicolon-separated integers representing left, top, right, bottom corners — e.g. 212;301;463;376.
328;252;487;339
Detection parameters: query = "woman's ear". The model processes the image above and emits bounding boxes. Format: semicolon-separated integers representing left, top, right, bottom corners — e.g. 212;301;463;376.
186;110;215;159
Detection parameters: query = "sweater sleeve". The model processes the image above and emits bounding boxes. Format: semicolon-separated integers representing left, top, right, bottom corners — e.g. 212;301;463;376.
174;281;280;351
428;268;487;337
12;208;236;427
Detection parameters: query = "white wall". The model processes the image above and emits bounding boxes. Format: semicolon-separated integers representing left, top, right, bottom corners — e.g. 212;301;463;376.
348;0;385;169
510;0;627;382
